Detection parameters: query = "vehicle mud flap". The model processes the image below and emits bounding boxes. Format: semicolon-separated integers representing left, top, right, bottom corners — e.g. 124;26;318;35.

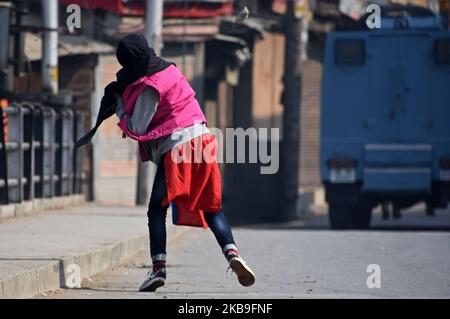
329;203;353;229
351;203;372;229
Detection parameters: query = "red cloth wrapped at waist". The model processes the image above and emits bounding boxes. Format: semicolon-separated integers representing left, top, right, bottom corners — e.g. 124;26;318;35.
162;133;222;228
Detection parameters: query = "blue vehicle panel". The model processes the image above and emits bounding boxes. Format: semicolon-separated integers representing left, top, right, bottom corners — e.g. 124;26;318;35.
320;24;450;228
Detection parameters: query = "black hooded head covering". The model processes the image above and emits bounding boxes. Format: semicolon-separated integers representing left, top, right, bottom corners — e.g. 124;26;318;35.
75;34;174;148
115;34;173;91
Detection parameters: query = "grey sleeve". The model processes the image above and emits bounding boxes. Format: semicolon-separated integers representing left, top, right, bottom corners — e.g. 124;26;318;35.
115;97;125;119
128;87;159;135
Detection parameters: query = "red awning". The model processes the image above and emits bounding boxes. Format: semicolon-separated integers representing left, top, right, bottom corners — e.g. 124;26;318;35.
60;0;234;18
60;0;125;14
164;3;234;18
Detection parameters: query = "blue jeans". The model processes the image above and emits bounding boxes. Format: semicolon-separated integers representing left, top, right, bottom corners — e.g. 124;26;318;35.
147;153;236;257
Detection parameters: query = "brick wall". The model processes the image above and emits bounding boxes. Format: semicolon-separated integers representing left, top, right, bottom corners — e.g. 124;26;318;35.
251;32;323;192
95;55;143;205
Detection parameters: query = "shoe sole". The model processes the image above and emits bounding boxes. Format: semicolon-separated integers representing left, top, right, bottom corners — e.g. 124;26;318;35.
139;278;165;292
229;257;256;287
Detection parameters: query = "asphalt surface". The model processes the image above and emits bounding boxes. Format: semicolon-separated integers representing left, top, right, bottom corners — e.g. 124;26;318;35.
38;207;450;299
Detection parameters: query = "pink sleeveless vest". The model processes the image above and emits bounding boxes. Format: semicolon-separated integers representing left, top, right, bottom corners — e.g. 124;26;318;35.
117;65;206;143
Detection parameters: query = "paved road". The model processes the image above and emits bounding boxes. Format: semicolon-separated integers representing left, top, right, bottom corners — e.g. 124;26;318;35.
39;208;450;299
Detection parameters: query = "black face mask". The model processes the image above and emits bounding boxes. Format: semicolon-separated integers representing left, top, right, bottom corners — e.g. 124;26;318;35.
75;34;174;149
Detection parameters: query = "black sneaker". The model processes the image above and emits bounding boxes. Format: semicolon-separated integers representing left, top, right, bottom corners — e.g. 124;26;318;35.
139;267;166;292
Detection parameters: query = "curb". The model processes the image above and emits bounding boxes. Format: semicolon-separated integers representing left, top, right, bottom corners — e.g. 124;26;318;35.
0;219;190;299
0;195;85;223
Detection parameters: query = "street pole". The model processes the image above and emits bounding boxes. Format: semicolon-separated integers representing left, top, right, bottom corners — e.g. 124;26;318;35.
136;0;164;205
281;0;302;221
0;2;12;93
42;0;59;94
144;0;163;54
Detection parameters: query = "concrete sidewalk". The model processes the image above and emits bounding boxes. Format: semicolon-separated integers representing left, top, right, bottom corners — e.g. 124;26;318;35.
0;204;189;298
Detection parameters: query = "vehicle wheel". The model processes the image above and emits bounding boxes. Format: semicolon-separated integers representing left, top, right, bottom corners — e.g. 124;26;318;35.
426;204;435;217
329;203;352;229
381;202;390;220
351;203;372;229
392;204;402;219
